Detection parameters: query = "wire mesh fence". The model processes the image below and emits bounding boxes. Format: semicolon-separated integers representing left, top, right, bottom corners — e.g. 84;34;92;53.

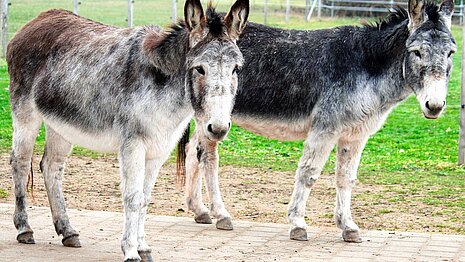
1;0;464;57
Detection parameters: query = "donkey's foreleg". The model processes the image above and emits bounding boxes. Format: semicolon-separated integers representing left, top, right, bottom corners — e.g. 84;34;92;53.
334;137;368;243
136;158;163;261
11;111;41;244
288;133;336;241
41;127;79;247
185;131;212;224
201;139;232;230
119;139;146;262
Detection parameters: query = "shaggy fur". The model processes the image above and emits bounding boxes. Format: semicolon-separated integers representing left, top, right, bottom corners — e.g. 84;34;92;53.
182;0;456;242
8;0;249;260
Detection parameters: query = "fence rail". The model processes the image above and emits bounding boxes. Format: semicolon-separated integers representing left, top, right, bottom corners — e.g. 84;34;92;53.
1;0;465;57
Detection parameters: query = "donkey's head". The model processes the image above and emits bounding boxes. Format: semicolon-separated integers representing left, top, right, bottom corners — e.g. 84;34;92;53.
184;0;249;141
405;0;456;119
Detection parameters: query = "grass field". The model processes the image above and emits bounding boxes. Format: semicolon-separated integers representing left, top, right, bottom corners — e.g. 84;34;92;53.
0;0;465;232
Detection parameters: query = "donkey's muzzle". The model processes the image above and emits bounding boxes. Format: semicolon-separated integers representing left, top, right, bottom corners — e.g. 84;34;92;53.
424;100;445;119
206;122;231;141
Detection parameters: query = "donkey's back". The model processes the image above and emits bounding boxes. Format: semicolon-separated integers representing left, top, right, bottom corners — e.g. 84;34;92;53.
7;9;163;105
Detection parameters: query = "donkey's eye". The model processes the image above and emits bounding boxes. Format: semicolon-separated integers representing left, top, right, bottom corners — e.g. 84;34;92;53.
233;65;239;74
194;66;205;75
413;50;421;58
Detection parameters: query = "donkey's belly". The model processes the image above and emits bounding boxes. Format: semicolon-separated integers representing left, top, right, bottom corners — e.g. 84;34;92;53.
44;117;119;152
232;115;310;141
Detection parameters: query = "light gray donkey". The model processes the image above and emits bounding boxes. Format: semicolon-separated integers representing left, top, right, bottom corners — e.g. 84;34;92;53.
7;0;249;260
178;0;456;243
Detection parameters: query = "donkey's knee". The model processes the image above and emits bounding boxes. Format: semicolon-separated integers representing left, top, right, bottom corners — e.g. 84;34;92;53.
295;166;320;188
124;191;145;212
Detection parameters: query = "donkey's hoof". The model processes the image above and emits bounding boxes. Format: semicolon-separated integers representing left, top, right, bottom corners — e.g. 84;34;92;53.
194;213;212;224
124;259;141;262
342;229;362;243
62;234;81;247
17;232;35;244
216;217;233;230
290;228;308;241
138;251;153;262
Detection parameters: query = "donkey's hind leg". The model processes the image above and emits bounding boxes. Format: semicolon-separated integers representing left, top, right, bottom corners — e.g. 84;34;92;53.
11;106;42;244
334;136;368;243
41;126;80;247
288;131;337;241
185;130;212;224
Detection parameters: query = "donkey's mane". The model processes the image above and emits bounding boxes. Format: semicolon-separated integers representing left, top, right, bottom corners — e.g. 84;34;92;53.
206;7;225;37
367;1;440;30
164;6;225;43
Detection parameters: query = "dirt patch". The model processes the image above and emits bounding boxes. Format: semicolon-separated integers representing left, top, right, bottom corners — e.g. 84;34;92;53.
0;153;463;234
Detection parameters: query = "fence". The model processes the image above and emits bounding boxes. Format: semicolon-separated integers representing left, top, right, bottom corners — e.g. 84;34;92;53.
1;0;465;57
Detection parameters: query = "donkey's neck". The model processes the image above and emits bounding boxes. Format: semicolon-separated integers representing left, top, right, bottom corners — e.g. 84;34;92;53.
144;24;190;75
360;21;412;108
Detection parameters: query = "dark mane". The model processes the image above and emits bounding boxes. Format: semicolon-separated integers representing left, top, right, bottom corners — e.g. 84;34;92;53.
366;1;440;30
206;6;225;37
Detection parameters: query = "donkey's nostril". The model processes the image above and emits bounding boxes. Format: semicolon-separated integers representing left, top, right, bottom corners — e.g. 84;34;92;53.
425;101;431;110
228;122;231;129
207;124;213;134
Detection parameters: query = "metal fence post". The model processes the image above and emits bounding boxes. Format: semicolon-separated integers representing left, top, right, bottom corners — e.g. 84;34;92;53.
459;21;465;165
317;0;321;21
305;0;310;20
461;0;464;25
285;0;290;23
128;0;133;27
73;0;79;15
1;0;8;58
172;0;176;23
264;0;268;25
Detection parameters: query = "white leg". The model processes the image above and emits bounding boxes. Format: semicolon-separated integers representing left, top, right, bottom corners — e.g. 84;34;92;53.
185;130;211;224
288;132;337;241
41;126;80;247
335;136;368;243
136;157;163;262
10;108;41;244
119;139;146;262
201;138;232;230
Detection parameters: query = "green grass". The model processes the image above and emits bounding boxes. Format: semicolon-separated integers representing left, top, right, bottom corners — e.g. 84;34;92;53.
0;188;8;198
1;1;465;228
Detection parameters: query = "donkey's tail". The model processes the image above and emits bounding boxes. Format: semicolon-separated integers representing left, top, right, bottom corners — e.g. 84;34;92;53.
176;122;190;187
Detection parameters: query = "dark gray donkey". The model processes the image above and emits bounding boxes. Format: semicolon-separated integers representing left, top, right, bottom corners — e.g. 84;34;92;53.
7;0;249;260
179;0;456;243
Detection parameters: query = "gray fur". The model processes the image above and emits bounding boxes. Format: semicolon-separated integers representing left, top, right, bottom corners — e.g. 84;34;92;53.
184;0;456;243
7;0;249;260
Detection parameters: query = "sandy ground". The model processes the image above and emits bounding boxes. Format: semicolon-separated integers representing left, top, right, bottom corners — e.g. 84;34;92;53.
0;153;463;234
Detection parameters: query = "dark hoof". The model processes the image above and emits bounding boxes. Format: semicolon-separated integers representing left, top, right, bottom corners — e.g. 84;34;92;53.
342;229;362;243
17;232;35;244
138;251;153;262
216;217;233;230
290;227;308;241
194;213;212;224
124;259;141;262
62;234;81;247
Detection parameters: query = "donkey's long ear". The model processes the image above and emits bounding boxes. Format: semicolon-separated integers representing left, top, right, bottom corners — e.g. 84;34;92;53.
439;0;454;29
408;0;426;31
224;0;249;41
184;0;206;33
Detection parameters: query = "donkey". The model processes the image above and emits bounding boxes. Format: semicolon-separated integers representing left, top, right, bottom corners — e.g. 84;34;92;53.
7;0;249;260
180;0;456;243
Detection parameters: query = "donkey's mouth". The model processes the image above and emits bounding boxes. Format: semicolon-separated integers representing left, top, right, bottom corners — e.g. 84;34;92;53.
423;113;440;119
